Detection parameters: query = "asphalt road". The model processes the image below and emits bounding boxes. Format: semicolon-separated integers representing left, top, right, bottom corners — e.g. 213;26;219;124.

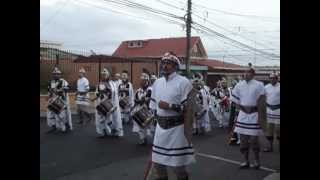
40;116;280;180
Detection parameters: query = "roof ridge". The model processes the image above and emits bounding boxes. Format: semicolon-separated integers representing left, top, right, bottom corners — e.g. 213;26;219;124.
122;36;200;42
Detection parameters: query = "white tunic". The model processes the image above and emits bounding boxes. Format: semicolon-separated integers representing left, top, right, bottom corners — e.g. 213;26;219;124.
195;88;211;132
110;81;123;136
149;84;156;111
76;77;90;106
95;81;123;136
265;83;280;124
230;79;265;136
118;81;134;111
151;72;196;167
132;87;149;133
113;80;122;92
47;78;73;131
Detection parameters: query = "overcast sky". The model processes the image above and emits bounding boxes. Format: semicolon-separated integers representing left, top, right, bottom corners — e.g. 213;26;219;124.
40;0;280;66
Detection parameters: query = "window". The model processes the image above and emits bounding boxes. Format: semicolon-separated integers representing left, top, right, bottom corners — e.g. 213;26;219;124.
128;41;143;48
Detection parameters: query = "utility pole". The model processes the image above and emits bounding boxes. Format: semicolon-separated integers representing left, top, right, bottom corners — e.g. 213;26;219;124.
253;32;256;66
55;54;59;68
185;0;192;78
98;57;101;84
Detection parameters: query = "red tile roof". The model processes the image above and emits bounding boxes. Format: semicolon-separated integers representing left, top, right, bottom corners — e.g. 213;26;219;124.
191;58;243;70
112;36;203;58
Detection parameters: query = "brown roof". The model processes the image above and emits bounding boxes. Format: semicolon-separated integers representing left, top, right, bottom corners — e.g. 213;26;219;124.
191;58;243;70
112;36;204;58
74;55;159;63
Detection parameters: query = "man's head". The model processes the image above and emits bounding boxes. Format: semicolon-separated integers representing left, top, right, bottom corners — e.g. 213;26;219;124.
101;68;110;81
150;74;157;84
121;70;129;81
269;72;279;85
244;64;255;81
221;78;227;88
79;68;86;78
192;72;203;90
52;67;62;80
140;72;149;88
193;80;202;90
115;73;121;81
161;52;180;76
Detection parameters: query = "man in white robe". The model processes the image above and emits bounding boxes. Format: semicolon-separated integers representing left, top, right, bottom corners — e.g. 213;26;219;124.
111;72;124;137
95;68;123;138
263;72;280;152
151;52;195;180
47;67;72;133
76;68;92;124
192;73;211;135
230;65;266;169
132;72;153;145
118;70;134;124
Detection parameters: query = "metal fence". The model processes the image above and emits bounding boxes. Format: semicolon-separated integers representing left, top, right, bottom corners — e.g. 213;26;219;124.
40;47;159;93
40;47;92;93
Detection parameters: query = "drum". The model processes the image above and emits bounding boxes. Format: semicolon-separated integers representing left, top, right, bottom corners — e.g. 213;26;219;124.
119;97;129;109
48;96;65;114
132;106;154;128
96;98;114;116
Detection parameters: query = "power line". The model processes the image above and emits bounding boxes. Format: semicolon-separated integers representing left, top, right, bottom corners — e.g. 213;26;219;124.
73;0;149;21
74;0;184;26
59;0;186;47
192;13;276;50
41;0;71;32
42;0;279;62
153;0;278;50
190;1;279;21
99;0;187;28
101;0;280;59
192;24;279;63
192;22;280;59
154;0;185;11
102;0;184;20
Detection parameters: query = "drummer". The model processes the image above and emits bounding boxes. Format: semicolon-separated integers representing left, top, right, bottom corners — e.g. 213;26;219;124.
46;67;72;133
94;68;121;138
118;70;134;124
132;72;152;145
192;73;211;135
75;68;92;125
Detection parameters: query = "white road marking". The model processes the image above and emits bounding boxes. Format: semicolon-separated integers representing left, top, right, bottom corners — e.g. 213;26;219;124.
196;152;277;173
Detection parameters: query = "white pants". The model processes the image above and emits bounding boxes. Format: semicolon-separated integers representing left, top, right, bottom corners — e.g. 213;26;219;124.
121;109;130;123
95;113;113;136
47;109;71;132
112;107;123;136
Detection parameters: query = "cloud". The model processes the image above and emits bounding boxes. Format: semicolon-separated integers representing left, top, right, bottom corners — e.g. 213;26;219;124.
40;0;280;66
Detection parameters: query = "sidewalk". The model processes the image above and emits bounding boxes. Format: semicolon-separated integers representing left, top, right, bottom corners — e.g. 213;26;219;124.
263;173;280;180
